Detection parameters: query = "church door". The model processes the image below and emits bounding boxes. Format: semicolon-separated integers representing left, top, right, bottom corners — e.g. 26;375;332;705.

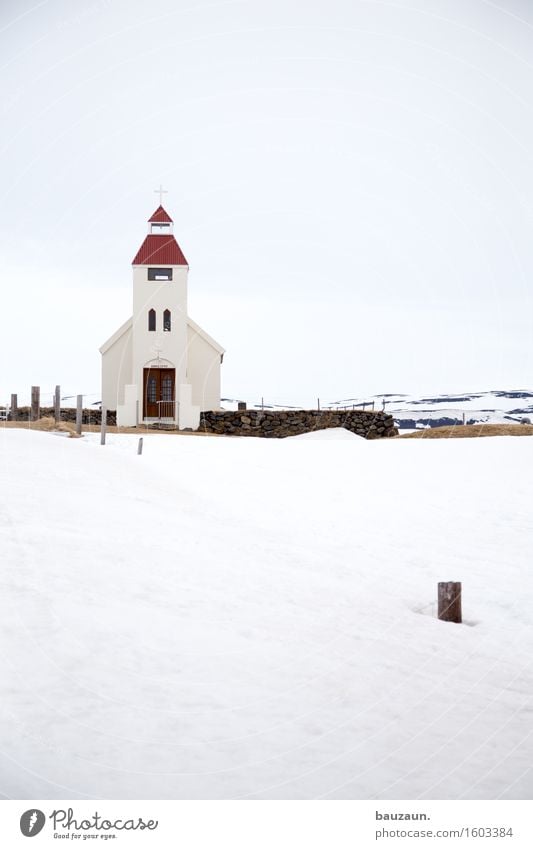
143;368;176;418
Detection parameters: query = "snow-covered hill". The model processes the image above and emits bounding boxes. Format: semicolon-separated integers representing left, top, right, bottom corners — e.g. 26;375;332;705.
223;390;533;430
376;390;533;430
1;428;531;799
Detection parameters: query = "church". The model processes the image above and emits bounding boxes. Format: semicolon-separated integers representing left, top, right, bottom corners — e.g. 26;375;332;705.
100;200;224;429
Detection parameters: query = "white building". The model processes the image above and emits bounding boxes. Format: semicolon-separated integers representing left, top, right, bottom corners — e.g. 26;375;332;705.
100;204;224;428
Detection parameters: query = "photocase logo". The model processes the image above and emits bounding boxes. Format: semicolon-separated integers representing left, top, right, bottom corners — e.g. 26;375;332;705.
20;809;46;837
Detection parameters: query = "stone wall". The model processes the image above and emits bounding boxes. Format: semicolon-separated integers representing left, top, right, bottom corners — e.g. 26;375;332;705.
9;406;399;438
200;409;398;439
10;407;117;425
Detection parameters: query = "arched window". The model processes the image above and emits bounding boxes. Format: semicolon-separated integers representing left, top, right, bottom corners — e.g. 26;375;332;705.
148;309;156;331
163;309;171;332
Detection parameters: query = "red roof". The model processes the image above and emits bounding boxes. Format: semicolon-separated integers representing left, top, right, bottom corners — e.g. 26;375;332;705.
148;205;173;223
132;235;188;266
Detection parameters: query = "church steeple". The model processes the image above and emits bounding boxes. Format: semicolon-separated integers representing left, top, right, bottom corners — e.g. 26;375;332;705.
148;205;174;234
132;204;188;265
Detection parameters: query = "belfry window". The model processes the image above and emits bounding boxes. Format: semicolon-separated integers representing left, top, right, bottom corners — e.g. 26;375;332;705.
148;309;156;331
148;268;173;281
163;309;171;332
150;222;171;234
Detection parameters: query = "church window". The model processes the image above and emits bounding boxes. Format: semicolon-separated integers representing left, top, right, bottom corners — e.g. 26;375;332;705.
148;309;156;331
163;309;171;332
161;374;173;402
148;267;173;281
147;377;157;403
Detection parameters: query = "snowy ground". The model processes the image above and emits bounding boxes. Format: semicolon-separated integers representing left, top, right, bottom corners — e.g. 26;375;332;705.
0;427;531;800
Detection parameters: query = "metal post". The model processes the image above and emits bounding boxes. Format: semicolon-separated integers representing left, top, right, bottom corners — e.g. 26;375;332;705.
137;437;143;455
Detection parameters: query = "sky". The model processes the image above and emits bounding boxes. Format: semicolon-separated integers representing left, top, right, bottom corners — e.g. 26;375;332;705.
1;0;533;408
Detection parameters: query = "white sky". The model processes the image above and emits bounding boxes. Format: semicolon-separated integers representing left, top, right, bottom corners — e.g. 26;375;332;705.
1;0;532;407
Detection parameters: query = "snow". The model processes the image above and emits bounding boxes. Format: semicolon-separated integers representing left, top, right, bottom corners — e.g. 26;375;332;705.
0;427;532;800
292;428;364;441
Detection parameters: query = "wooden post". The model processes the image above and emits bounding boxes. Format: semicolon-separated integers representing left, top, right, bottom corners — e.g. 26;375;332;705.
76;395;83;435
10;394;17;421
54;385;61;423
317;397;320;411
261;397;264;411
100;406;107;445
462;412;466;426
31;386;40;422
137;437;143;455
438;581;462;623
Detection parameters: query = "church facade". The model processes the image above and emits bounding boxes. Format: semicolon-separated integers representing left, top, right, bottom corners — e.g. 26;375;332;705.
100;204;224;428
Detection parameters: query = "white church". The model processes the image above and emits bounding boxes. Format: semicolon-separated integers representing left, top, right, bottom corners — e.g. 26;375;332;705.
100;201;224;429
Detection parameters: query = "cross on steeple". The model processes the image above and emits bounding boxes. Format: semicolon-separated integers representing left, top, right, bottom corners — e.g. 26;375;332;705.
154;184;168;206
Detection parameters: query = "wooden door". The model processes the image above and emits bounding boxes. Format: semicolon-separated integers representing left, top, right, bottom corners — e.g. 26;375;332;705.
143;368;175;418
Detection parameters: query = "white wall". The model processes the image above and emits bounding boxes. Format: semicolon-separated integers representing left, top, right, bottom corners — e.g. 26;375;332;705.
132;264;189;420
102;262;223;420
101;324;132;411
187;323;222;411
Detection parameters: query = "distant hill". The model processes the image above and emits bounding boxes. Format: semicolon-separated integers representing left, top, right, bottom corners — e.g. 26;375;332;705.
369;390;533;430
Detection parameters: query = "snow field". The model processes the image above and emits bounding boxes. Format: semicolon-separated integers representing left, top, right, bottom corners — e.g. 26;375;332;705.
0;427;531;799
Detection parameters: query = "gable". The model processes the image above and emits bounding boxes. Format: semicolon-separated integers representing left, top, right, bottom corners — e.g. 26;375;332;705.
187;317;225;356
100;317;132;355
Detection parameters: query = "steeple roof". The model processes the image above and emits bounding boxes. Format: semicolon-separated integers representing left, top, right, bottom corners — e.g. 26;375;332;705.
132;235;188;266
148;205;173;223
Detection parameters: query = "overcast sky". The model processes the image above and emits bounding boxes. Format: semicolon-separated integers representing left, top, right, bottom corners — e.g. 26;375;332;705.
1;0;532;407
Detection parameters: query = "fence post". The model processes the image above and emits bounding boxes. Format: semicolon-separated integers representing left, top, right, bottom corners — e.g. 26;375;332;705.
31;386;40;422
10;394;18;421
100;406;107;445
317;397;320;411
76;395;83;435
137;437;143;455
438;581;462;623
54;385;61;423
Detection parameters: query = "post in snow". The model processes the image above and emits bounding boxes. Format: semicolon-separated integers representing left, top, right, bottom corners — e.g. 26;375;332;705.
438;581;462;624
10;394;18;422
100;406;107;445
137;437;144;455
76;395;83;435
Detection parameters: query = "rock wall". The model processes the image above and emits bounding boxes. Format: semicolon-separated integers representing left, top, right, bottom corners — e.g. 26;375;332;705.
200;409;398;439
11;407;116;425
9;406;399;438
